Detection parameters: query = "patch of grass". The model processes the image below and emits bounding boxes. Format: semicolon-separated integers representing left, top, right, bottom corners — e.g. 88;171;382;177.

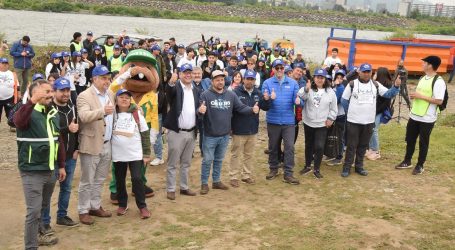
438;114;455;127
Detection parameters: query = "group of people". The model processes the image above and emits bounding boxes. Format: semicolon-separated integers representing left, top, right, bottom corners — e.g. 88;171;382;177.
0;32;448;250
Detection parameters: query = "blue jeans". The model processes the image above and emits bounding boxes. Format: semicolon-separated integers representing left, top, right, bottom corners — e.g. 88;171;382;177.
369;114;382;151
201;135;230;185
153;114;163;159
42;158;77;224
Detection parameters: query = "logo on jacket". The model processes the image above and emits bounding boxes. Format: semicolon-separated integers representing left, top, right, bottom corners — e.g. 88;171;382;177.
210;99;231;110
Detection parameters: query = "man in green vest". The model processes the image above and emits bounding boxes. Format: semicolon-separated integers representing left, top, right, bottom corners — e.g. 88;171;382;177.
70;32;83;55
103;35;115;61
108;45;123;73
13;79;67;249
395;56;447;175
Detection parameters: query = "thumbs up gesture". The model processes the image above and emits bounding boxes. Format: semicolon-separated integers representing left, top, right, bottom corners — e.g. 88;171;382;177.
263;89;270;100
252;102;259;114
295;96;301;105
271;88;276;100
68;118;79;133
199;101;207;114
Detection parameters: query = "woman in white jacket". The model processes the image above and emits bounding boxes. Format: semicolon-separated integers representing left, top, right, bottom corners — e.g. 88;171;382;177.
297;68;338;179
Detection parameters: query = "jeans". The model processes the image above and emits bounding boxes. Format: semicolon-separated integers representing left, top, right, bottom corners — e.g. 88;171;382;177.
369;113;382;151
404;118;435;166
201;135;230;185
303;124;328;171
153;114;163;159
42;158;77;224
15;68;30;95
114;160;146;209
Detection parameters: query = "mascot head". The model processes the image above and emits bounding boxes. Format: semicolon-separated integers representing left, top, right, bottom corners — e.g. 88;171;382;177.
119;49;159;94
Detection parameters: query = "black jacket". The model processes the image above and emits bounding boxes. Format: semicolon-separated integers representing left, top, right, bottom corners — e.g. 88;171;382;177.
83;39;98;56
163;80;200;133
231;85;270;135
53;101;78;160
201;60;221;79
164;57;177;81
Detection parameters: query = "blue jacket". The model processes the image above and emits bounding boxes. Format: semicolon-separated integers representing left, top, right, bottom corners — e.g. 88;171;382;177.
262;75;300;125
10;40;35;69
231;85;270;135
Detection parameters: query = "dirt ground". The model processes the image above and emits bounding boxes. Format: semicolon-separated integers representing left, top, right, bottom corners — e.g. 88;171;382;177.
0;79;454;250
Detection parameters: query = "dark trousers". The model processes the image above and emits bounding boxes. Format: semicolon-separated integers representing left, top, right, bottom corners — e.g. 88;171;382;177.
197;120;204;156
404;118;435;166
304;124;328;171
335;116;346;159
267;124;295;176
0;97;14;122
343;122;374;169
114;161;146;209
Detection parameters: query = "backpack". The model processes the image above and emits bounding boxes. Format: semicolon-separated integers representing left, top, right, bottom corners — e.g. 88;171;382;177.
431;75;449;112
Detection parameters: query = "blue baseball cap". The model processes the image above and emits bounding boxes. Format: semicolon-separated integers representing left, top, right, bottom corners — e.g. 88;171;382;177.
326;74;332;80
72;51;81;57
179;63;193;72
80;48;88;54
32;73;44;81
87;31;93;36
359;63;372;72
224;51;231;57
113;44;121;50
0;57;8;63
258;57;266;62
167;49;176;55
284;65;293;73
116;89;132;97
178;44;185;49
244;70;257;79
51;52;61;59
293;62;306;70
61;51;70;57
53;78;71;90
151;45;160;51
238;55;244;61
94;45;102;51
245;42;253;47
280;48;286;53
92;65;110;77
274;47;280;51
335;69;346;76
122;39;131;45
272;59;284;68
313;68;328;77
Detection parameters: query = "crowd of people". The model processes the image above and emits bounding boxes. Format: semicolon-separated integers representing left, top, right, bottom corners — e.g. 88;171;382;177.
0;31;448;250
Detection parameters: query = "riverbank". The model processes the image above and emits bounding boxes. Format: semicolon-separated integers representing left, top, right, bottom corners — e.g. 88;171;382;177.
1;0;454;35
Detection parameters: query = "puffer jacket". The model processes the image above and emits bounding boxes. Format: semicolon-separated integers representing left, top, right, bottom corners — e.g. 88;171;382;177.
261;75;299;125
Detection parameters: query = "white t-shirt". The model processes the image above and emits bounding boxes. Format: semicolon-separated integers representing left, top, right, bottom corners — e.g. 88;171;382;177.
68;62;90;87
0;70;15;100
177;57;196;68
195;55;207;68
45;63;60;79
342;79;389;124
112;112;149;162
323;56;342;67
410;76;446;123
62;64;76;91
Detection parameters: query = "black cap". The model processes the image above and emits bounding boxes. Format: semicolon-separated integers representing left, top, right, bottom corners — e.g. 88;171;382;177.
422;55;441;70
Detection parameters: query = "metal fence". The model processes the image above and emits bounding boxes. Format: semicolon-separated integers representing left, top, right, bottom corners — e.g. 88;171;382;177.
410;3;455;18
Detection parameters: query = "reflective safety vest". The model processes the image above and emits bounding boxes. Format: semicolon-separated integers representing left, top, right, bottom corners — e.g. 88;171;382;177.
104;44;114;61
16;104;60;171
71;42;82;52
411;76;439;116
109;56;123;72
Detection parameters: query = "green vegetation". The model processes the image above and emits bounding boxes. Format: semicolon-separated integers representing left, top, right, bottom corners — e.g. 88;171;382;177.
1;0;454;35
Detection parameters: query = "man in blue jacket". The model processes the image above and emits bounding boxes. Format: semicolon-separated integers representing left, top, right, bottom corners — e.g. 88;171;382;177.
229;70;270;187
10;36;35;95
262;59;301;185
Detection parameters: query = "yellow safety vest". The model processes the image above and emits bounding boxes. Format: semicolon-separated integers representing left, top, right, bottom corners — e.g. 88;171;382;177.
411;76;439;116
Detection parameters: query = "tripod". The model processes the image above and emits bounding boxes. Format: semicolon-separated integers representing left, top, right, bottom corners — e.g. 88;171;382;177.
391;79;411;124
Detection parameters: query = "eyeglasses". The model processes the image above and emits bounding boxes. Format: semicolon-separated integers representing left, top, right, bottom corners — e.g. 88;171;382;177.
275;66;284;70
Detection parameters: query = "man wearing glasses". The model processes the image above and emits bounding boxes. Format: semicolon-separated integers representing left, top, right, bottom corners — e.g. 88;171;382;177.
261;59;302;185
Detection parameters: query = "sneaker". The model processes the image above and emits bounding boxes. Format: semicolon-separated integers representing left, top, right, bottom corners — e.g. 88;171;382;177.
299;167;312;175
366;151;381;161
139;207;151;219
230;179;240;188
283;175;300;185
313;171;323;179
264;149;270;154
144;185;155;198
412;165;424;175
117;207;128;216
110;192;118;205
56;216;79;227
395;161;413;169
322;155;335;162
327;158;342;166
150;158;164;166
241;178;255;184
212;181;229;190
40;224;55;236
38;233;58;246
341;167;351;177
355;167;368;176
200;184;209;195
266;169;279;180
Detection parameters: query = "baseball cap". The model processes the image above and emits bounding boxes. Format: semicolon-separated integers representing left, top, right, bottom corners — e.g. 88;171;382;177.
313;68;328;77
32;73;44;81
92;65;111;77
167;49;176;55
72;51;81;57
293;62;306;70
53;78;71;90
116;89;132;97
326;74;332;80
258;57;266;62
122;39;131;45
280;48;286;53
335;69;346;76
224;51;231;57
422;55;441;70
244;70;257;79
179;63;193;72
272;59;284;68
359;63;372;72
211;70;225;79
0;57;8;63
238;55;244;62
50;52;61;59
61;51;70;57
87;31;93;36
274;47;280;51
81;48;88;54
151;44;160;51
284;65;293;73
178;44;185;49
245;42;253;47
113;44;121;50
94;45;102;51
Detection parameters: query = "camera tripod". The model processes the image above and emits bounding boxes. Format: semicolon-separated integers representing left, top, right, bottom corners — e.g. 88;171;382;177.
391;80;411;124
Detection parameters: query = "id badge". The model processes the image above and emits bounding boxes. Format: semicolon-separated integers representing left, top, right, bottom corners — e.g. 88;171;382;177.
114;116;135;137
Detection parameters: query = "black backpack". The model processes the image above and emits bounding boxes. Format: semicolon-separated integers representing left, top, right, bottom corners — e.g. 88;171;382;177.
431;75;449;112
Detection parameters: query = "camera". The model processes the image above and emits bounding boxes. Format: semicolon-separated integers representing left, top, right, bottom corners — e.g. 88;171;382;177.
397;69;407;82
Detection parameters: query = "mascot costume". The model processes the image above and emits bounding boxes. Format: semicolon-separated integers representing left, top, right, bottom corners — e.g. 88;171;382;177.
109;49;160;200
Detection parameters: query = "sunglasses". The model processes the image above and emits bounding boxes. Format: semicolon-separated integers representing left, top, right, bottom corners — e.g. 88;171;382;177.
275;66;284;70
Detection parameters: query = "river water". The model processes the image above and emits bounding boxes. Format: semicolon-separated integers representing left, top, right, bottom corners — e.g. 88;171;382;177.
1;9;454;63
